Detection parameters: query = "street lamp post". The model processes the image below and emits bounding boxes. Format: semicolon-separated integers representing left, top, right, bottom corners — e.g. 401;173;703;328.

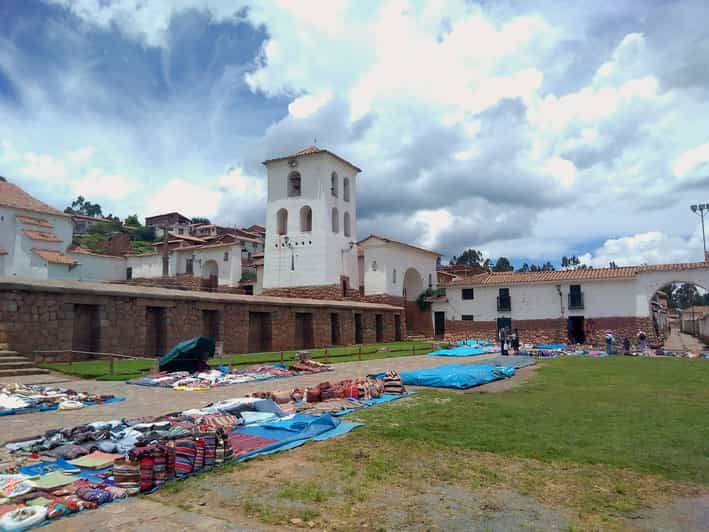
690;203;708;261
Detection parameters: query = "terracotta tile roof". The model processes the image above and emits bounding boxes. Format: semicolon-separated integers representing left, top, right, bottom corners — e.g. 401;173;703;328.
167;232;207;243
69;246;123;259
262;145;362;172
443;262;709;287
16;215;54;228
22;229;62;243
0;179;69;217
358;234;441;257
32;248;78;265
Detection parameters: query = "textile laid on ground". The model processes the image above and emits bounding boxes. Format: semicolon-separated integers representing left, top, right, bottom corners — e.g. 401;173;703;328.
129;358;333;391
456;339;494;347
0;384;123;417
428;345;496;357
0;370;411;530
398;364;515;389
471;356;537;369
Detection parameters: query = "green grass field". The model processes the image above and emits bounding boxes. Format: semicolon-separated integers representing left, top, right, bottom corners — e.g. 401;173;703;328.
347;356;709;484
39;340;434;380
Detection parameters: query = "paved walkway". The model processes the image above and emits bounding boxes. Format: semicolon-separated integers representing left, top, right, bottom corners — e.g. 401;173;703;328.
664;324;707;352
1;353;499;443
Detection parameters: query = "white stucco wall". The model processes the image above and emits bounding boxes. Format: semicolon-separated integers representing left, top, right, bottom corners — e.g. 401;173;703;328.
174;245;242;286
263;152;359;288
66;253;126;281
126;254;166;279
433;266;709;322
360;239;438;299
1;207;74;280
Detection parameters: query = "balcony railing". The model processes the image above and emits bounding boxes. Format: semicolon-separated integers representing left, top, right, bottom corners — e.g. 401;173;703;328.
568;292;584;310
497;296;511;312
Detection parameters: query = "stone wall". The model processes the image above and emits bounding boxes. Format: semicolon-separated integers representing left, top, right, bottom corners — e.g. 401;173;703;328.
444;316;658;348
0;282;403;361
115;275;245;294
262;283;361;301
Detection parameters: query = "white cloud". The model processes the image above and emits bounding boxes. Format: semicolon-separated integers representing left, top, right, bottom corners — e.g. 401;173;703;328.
68;146;96;163
218;166;266;200
414;208;453;250
71;169;140;200
543;156;576;187
580;230;704;267
19;152;67;182
673;141;709;178
288;91;332;119
146;178;222;218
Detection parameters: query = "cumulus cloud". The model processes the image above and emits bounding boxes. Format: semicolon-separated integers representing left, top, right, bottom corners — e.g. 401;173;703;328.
579;229;705;267
0;0;705;264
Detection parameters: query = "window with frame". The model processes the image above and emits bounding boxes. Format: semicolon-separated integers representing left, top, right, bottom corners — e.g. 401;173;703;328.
461;315;474;321
462;288;474;300
223;252;229;262
331;172;338;197
343;177;350;202
288;171;302;197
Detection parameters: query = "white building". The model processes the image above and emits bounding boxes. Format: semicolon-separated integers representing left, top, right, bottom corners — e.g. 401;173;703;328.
262;146;361;291
0;178;242;287
432;263;709;343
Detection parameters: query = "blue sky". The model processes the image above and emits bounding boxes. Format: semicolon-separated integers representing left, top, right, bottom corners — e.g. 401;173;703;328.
1;0;708;266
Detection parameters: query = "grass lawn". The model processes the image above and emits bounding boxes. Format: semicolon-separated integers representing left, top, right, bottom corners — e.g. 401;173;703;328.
39;340;434;380
152;356;709;530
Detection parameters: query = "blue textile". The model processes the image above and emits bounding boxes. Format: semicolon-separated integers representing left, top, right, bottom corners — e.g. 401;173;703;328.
399;364;515;389
19;458;111;483
534;343;566;350
332;392;414;416
0;397;124;416
234;414;361;461
456;339;493;347
428;346;490;357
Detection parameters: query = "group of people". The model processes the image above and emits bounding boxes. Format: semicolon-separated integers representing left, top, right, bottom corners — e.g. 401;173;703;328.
605;330;648;355
498;327;520;356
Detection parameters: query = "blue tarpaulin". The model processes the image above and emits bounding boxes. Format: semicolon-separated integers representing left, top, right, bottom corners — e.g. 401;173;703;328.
456;339;494;347
534;343;566;350
428;346;491;357
234;414;361;461
399;364;515;389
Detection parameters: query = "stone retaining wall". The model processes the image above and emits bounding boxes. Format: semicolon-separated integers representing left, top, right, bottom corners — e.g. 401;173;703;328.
0;282;403;360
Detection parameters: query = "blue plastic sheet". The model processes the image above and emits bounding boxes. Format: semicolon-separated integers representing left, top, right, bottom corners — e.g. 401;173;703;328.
399;364;515;389
456;339;494;347
234;414;361;461
428;346;490;357
534;343;566;350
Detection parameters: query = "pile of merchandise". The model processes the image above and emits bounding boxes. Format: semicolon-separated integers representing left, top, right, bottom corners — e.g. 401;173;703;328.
129;357;332;391
0;384;123;417
250;370;410;416
0;372;409;529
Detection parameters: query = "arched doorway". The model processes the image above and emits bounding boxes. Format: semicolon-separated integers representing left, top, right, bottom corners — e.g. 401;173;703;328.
651;281;708;350
202;260;219;292
402;268;431;337
402;268;423;301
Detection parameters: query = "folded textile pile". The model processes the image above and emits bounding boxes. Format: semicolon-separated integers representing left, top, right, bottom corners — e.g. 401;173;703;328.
0;383;120;417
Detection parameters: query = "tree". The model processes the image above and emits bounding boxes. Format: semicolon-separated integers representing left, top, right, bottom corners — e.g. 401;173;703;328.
124;214;141;226
450;248;485;268
492;257;514;272
191;217;211;225
65;196;103;217
674;283;700;309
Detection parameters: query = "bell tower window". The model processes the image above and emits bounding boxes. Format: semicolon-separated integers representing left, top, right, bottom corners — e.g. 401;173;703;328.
331;172;338;197
277;208;288;236
288;171;301;197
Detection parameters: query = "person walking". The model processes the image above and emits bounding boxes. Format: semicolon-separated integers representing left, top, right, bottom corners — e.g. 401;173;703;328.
511;328;521;355
499;327;508;356
605;329;615;355
637;330;647;353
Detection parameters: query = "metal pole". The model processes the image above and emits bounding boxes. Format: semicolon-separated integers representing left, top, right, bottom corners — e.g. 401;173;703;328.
701;208;707;259
162;224;170;277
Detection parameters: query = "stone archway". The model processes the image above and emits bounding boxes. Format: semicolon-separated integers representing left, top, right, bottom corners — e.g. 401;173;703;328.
402;267;431;336
650;280;708;349
202;260;219;291
402;267;423;301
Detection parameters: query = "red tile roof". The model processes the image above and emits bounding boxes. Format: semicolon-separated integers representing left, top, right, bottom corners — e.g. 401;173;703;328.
16;215;54;228
22;229;62;243
358;234;441;257
442;262;709;287
32;248;78;265
0;180;69;217
262;145;362;172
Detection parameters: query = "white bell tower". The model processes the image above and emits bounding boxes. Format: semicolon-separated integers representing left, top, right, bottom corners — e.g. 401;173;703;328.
262;146;360;290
